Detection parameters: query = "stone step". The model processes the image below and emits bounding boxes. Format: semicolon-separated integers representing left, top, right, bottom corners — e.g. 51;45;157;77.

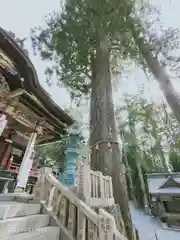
0;193;33;203
0;201;41;219
1;226;60;240
0;214;50;238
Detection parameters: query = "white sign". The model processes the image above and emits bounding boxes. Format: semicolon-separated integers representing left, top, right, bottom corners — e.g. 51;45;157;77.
17;132;37;188
0;114;7;136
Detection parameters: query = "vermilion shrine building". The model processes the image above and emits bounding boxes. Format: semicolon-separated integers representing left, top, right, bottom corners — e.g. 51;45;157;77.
0;27;73;191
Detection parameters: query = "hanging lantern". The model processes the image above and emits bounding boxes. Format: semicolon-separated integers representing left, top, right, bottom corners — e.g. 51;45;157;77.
95;144;99;150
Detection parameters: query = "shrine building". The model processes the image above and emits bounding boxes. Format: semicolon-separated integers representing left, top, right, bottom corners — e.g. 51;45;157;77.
0;27;74;192
147;172;180;229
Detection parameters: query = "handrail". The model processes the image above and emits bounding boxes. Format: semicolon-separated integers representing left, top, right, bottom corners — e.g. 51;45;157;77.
47;173;100;225
33;167;127;240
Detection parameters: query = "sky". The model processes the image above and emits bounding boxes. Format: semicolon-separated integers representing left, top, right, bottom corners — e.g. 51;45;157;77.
0;0;71;108
0;0;179;116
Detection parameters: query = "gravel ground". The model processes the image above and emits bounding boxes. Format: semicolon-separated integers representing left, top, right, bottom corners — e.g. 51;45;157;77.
130;202;180;240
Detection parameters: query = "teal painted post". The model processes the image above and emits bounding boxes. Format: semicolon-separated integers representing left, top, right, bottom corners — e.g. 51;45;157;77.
60;122;81;187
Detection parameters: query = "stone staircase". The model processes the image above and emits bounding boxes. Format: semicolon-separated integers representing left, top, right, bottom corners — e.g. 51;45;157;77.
0;194;60;240
0;167;128;240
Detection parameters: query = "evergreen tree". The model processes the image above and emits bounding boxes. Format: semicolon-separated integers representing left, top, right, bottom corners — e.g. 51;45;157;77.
31;0;180;238
31;0;137;238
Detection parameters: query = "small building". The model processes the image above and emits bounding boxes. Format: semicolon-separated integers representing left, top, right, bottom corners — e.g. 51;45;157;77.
147;172;180;229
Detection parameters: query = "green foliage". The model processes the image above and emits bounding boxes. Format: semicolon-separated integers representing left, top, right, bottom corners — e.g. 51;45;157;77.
118;93;176;207
31;0;138;98
30;0;180;100
169;151;180;172
34;136;68;171
35;130;85;172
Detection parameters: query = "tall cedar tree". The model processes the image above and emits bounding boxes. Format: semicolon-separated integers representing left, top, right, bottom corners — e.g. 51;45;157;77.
31;0;137;239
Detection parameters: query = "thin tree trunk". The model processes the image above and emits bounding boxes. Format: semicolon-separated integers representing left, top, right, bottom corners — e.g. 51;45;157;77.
121;131;136;203
131;25;180;124
136;161;149;211
89;38;135;240
129;122;149;210
123;147;134;201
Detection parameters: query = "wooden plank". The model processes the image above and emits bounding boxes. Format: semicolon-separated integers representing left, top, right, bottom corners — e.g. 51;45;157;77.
7;89;25;99
68;203;77;237
59;196;69;226
5;105;37;131
87;220;98;240
77;210;86;240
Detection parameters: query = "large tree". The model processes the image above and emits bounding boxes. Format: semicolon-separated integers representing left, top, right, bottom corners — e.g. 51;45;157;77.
126;9;180;123
101;1;180;124
31;0;137;239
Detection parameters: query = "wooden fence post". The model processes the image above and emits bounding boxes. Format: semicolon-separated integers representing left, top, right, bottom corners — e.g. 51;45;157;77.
99;209;116;240
34;167;51;201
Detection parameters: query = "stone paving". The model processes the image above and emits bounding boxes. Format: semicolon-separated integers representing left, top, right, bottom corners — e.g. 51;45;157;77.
130;202;180;240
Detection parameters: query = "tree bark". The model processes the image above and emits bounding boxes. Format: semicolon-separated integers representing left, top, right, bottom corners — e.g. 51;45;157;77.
131;25;180;124
89;38;135;240
123;147;135;201
136;161;149;211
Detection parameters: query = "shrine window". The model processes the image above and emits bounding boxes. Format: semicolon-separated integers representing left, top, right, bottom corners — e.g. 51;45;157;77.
164;200;180;213
12;147;24;166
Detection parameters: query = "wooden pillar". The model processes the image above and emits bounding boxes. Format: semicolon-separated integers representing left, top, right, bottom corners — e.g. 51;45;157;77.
6;156;13;170
0;143;11;169
0;116;13;169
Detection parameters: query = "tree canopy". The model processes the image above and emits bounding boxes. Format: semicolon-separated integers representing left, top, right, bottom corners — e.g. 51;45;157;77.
31;0;180;97
31;0;141;97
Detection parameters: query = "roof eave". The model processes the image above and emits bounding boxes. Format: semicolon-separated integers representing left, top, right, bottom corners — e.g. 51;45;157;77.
0;28;74;127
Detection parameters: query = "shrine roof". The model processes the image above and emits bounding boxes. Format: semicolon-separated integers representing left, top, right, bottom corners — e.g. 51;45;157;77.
0;27;74;128
147;173;180;196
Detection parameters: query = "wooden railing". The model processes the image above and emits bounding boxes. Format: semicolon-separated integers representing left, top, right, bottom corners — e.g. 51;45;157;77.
77;163;114;207
34;167;127;240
